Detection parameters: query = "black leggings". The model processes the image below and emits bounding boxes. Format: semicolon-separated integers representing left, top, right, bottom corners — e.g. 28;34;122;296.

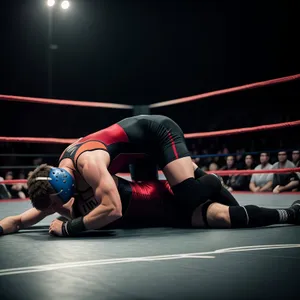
119;115;191;169
194;168;240;207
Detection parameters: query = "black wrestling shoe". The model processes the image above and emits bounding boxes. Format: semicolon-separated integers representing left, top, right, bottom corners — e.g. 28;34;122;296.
290;200;300;225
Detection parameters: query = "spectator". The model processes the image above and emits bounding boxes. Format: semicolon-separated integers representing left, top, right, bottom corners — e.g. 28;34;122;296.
221;156;236;190
245;154;256;169
0;175;11;199
222;155;236;170
222;146;229;155
221;155;236;170
249;152;273;192
201;149;212;169
292;150;300;167
235;149;245;169
212;150;222;167
18;172;29;198
5;172;17;198
266;151;299;193
33;157;43;166
208;162;219;171
227;155;255;192
292;150;300;182
5;171;26;199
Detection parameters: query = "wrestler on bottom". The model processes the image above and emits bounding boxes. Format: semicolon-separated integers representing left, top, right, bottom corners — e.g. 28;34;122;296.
1;168;300;236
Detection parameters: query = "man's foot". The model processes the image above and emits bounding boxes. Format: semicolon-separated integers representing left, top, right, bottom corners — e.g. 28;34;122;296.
289;200;300;225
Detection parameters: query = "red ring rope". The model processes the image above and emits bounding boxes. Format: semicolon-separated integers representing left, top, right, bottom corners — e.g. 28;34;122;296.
0;74;298;110
149;73;300;108
209;168;300;176
184;120;300;139
0;119;299;143
1;74;299;184
0;137;75;144
0;95;133;109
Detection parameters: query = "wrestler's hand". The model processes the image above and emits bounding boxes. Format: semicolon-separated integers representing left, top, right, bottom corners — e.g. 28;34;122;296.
49;219;64;237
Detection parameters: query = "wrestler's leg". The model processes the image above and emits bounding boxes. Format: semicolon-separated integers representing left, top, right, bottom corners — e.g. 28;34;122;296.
163;156;195;186
165;159;221;215
191;200;300;228
149;116;221;213
192;163;239;206
149;115;202;186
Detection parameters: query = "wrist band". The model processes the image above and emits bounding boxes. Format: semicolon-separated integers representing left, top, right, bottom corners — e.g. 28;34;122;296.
0;225;4;236
62;217;86;237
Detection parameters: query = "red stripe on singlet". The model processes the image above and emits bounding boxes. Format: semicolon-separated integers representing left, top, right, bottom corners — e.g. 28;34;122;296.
167;131;179;159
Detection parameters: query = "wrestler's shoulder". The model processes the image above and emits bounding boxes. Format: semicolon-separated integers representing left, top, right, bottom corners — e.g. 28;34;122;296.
60;138;107;162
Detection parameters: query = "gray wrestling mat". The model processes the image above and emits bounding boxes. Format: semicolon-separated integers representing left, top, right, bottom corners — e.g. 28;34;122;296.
0;193;300;300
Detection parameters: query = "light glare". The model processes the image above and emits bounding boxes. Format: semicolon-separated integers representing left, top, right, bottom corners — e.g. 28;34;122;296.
47;0;55;7
61;1;70;10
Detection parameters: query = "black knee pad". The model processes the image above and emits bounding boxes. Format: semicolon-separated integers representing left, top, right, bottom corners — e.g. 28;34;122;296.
230;204;269;228
172;175;221;213
196;174;222;196
229;206;249;228
194;168;239;207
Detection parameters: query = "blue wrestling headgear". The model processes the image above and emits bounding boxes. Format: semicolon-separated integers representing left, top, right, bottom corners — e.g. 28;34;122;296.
45;168;75;203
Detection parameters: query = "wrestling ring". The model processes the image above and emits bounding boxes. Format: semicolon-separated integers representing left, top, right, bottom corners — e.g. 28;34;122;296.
0;74;300;300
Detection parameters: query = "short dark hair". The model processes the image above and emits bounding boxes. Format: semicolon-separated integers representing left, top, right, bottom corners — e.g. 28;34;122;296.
28;164;55;210
260;152;270;157
278;151;287;155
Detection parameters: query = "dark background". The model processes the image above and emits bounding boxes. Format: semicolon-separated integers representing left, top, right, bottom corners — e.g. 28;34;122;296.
0;0;299;163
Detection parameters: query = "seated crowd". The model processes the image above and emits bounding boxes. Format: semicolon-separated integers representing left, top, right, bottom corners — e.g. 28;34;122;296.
194;150;300;193
0;150;299;199
0;171;31;199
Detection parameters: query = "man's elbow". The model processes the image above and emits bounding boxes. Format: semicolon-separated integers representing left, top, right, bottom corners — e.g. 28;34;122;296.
291;180;300;188
105;205;122;222
110;208;122;220
104;189;123;219
105;195;122;220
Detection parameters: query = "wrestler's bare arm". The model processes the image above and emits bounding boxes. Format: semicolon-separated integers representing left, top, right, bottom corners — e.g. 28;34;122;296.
193;162;199;171
0;207;54;235
77;150;122;230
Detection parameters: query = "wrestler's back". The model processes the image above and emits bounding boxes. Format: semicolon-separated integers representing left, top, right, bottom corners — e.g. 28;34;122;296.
81;115;165;145
59;119;151;173
60;114;181;172
114;179;176;228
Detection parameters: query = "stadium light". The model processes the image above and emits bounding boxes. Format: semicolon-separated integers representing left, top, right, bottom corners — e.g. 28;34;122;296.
61;1;70;10
47;0;55;7
45;0;71;97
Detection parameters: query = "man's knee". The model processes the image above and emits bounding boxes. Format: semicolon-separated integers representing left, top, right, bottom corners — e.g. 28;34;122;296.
191;200;213;228
191;202;230;228
208;203;230;228
172;174;222;212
